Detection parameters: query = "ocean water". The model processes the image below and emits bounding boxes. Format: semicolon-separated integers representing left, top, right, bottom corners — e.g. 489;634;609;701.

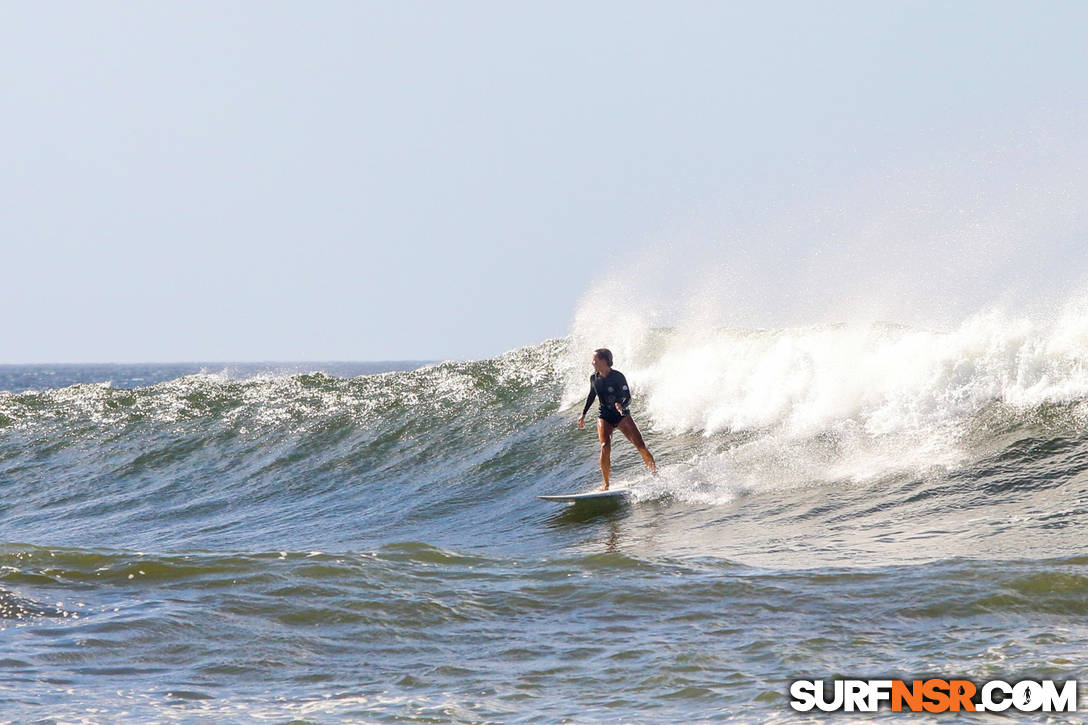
3;313;1088;723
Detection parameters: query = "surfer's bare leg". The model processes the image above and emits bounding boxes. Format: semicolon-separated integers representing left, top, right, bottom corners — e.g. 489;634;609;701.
597;418;616;490
618;416;657;473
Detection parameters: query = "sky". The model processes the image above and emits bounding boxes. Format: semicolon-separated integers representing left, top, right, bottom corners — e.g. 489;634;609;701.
3;1;1087;363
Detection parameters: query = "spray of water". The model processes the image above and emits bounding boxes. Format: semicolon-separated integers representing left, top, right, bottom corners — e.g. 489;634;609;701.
565;129;1088;503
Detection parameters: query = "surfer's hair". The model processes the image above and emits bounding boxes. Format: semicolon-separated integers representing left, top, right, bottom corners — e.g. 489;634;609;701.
594;348;613;366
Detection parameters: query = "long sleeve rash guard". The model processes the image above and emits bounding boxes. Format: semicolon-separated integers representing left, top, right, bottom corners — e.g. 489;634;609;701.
582;369;631;418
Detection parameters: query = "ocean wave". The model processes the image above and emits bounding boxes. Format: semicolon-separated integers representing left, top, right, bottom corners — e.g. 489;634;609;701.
2;311;1088;554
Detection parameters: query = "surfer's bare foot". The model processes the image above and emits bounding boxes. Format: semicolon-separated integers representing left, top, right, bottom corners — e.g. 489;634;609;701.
599;483;609;491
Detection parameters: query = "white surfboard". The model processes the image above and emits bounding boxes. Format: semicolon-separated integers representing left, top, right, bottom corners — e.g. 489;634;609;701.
538;488;630;503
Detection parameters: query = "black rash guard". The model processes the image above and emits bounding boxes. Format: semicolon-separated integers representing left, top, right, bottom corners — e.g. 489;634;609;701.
582;369;632;425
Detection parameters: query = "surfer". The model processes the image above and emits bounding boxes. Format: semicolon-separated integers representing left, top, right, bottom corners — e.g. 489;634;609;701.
577;348;657;490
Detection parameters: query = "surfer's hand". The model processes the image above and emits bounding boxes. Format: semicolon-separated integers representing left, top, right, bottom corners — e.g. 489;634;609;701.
615;403;624;413
577;415;585;429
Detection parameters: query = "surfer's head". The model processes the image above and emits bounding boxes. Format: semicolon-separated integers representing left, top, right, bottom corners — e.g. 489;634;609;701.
592;348;613;372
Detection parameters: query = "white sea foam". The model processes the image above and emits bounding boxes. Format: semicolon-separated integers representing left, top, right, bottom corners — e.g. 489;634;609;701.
566;287;1088;503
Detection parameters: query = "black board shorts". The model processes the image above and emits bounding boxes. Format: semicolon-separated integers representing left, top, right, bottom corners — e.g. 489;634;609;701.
599;407;627;426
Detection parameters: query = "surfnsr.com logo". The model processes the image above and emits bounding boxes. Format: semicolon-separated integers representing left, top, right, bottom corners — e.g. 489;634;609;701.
790;679;1078;713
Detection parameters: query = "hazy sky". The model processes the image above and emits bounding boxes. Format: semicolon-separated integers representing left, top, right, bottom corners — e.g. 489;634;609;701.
3;1;1087;362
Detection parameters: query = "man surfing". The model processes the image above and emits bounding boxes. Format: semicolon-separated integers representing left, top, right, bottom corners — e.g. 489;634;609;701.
577;348;657;490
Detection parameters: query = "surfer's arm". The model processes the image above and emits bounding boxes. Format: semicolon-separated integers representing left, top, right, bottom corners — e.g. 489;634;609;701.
617;373;631;410
579;378;596;422
581;391;596;416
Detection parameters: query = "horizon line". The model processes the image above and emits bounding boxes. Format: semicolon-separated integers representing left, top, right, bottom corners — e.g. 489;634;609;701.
0;359;443;366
